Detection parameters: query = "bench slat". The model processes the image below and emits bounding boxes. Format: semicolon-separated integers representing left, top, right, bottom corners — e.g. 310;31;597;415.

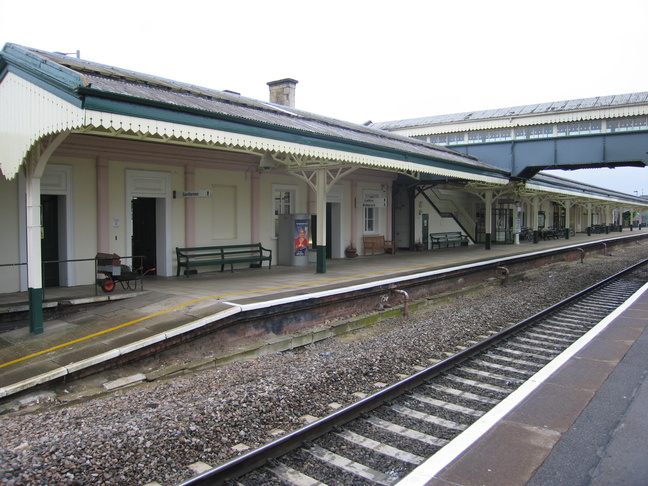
362;235;396;256
176;243;272;277
430;232;469;249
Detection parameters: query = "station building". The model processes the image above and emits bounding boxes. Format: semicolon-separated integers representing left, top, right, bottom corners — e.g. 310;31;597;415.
1;43;647;330
371;93;648;245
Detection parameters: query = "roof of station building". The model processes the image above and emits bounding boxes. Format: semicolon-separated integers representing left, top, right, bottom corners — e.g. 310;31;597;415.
0;43;508;182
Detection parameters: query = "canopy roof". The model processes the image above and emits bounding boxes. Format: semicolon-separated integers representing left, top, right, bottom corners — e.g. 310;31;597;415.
2;43;646;209
0;43;508;183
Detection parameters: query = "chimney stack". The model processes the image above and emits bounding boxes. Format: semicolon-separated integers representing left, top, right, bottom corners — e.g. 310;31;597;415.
267;78;298;108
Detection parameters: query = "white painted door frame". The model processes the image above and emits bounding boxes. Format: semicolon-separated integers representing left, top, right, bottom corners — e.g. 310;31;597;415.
125;170;172;277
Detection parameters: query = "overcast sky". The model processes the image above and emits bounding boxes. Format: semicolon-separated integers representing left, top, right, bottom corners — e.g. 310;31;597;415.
2;0;647;195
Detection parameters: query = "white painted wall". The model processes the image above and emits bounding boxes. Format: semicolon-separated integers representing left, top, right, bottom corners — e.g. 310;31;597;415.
0;177;20;292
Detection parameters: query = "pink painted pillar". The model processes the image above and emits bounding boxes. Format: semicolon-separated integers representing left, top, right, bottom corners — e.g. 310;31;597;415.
307;185;317;247
96;156;110;252
351;180;358;247
251;170;260;243
184;164;196;247
307;185;316;214
386;181;393;240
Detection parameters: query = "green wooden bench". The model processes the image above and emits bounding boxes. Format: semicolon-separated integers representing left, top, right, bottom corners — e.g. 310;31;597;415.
430;232;469;249
176;243;272;277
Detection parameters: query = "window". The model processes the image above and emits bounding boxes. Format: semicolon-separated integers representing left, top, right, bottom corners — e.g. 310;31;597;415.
429;134;448;145
514;125;553;139
362;189;385;233
556;120;602;136
364;207;375;232
485;128;513;142
468;131;485;144
607;116;648;132
467;129;513;144
273;187;295;237
447;133;466;145
427;133;468;145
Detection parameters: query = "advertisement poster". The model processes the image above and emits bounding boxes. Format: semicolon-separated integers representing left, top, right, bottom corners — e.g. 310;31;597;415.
294;219;309;256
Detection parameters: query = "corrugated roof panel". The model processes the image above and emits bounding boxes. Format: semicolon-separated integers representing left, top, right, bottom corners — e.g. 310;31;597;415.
485;107;508;118
469;109;493;119
628;92;648;104
609;93;631;105
561;98;585;110
551;99;571;111
515;103;539;115
524;103;555;115
588;99;602;109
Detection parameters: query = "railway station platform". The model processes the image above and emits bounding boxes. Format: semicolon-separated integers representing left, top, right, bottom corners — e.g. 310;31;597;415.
0;230;644;399
0;230;646;486
403;280;648;486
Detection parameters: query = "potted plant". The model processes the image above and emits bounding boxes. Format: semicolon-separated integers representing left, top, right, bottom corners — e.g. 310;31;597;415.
414;240;424;251
345;241;357;258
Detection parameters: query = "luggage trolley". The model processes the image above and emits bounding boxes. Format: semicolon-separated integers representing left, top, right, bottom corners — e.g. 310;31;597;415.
95;253;153;293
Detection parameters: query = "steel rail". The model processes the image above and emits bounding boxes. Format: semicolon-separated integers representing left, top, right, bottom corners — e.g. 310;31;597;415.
179;258;648;486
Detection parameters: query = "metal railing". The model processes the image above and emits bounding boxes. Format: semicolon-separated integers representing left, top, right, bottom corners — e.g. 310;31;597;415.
1;255;148;302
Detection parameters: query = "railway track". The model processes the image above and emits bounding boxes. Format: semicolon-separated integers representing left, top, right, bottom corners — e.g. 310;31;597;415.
178;261;648;486
178;259;647;486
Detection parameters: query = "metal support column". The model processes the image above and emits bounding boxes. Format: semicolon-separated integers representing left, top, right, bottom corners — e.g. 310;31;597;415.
565;200;572;239
315;168;327;274
484;190;492;250
24;131;69;333
26;175;43;334
533;196;540;244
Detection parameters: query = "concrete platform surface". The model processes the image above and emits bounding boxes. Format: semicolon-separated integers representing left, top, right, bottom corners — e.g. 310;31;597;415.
4;233;625;396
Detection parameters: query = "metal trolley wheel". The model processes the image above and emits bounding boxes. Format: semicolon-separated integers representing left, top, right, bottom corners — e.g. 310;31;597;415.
100;277;115;293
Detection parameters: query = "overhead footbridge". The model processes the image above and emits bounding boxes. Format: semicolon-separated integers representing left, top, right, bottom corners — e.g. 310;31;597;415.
371;92;648;179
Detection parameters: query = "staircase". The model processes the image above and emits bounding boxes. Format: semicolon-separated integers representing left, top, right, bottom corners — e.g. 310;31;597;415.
423;189;475;241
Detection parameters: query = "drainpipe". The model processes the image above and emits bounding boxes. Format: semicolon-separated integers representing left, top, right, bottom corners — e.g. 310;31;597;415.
576;248;585;264
391;289;410;317
497;266;509;285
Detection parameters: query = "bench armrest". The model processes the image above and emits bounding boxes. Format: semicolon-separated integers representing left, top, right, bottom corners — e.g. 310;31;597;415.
258;245;272;262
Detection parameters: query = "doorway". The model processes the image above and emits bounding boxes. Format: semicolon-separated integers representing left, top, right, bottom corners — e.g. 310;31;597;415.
421;214;429;249
309;202;341;259
326;202;333;258
41;194;60;287
393;185;411;249
126;170;171;276
131;197;157;274
493;207;513;243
